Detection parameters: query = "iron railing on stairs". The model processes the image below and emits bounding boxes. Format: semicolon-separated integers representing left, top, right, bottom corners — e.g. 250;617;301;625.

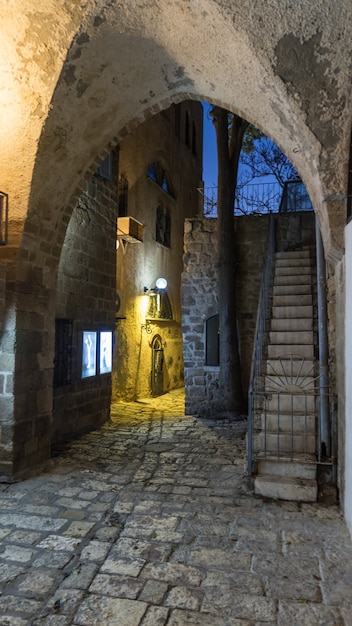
247;214;276;474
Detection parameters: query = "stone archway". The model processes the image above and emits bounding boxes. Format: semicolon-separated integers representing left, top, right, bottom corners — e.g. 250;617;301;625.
0;0;351;478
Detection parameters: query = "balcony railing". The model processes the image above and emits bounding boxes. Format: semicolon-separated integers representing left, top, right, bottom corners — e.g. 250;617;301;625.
198;179;313;217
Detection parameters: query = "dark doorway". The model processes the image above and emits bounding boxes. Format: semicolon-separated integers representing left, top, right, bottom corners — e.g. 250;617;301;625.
151;334;164;397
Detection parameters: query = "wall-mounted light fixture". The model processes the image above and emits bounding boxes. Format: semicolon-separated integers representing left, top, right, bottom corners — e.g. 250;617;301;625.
143;278;172;322
0;191;9;245
143;277;168;295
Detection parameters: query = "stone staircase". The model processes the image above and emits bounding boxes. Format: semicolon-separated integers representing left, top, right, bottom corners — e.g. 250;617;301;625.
254;248;318;502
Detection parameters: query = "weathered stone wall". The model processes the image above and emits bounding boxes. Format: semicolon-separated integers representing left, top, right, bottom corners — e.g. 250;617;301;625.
52;163;118;443
182;216;270;416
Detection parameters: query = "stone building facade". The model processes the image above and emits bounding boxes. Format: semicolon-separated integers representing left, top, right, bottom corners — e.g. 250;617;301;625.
113;101;203;401
1;1;352;536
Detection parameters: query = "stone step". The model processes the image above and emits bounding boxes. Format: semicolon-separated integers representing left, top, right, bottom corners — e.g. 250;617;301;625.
273;294;312;307
271;318;313;332
259;432;316;455
275;265;312;276
268;344;315;359
273;284;312;296
254;474;317;502
261;412;316;434
275;250;311;260
257;458;317;480
272;305;313;319
274;274;312;286
265;392;317;413
269;330;314;345
275;258;312;268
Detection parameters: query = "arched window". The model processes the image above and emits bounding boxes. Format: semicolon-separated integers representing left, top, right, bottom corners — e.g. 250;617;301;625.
205;314;220;366
147;162;175;198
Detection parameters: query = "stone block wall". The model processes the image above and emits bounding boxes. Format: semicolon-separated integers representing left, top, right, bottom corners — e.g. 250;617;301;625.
52;164;118;444
182;216;270;417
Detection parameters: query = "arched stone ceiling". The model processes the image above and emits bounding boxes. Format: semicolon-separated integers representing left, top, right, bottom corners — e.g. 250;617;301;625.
1;0;351;262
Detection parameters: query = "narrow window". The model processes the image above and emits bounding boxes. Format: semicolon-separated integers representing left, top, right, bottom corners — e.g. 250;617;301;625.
118;174;129;217
156;205;171;247
205;314;220;366
97;153;113;180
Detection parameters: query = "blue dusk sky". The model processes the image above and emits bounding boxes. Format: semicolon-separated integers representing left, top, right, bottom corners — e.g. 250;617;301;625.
202;102;218;191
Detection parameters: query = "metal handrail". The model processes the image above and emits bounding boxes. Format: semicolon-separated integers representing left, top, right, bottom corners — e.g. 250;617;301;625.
247;213;275;474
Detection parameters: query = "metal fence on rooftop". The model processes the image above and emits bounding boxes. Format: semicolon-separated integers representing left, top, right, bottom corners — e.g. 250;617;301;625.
198;179;313;217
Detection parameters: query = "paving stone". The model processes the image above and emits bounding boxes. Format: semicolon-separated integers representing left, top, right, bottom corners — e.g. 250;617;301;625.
138;579;169;604
0;562;27;583
186;546;252;570
7;529;42;545
201;591;277;622
110;536;171;562
201;570;263;595
17;570;57;596
73;595;148;625
0;617;28;626
252;553;320;580
100;556;145;576
264;575;322;602
64;521;95;538
60;562;98;590
1;544;34;562
32;551;74;569
0;594;42;615
140;605;169;625
0;390;351;625
36;534;81;552
0;513;66;531
89;573;143;599
142;562;203;586
164;585;203;610
167;609;250;625
277;600;344;625
80;540;110;562
44;588;85;615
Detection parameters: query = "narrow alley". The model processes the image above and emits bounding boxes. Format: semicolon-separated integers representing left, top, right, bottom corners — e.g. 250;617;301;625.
0;389;351;625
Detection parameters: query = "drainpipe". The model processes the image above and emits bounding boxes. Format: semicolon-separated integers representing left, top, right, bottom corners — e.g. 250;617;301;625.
315;218;330;459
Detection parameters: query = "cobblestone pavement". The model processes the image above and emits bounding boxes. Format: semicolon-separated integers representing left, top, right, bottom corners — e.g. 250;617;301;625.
1;388;352;625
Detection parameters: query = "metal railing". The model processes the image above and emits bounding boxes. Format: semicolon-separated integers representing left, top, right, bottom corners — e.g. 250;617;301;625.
247;214;275;474
199;182;281;217
198;179;314;218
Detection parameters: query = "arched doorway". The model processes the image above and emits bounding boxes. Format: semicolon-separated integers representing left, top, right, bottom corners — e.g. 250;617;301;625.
151;335;164;397
0;1;349;481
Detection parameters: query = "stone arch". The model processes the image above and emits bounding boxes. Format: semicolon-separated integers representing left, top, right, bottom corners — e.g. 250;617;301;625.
1;0;351;477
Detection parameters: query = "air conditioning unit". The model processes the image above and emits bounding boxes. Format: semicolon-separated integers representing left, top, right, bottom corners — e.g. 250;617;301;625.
117;216;144;243
116;289;126;318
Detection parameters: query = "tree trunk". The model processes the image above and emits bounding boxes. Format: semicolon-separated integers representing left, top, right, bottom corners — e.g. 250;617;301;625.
212;107;248;417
